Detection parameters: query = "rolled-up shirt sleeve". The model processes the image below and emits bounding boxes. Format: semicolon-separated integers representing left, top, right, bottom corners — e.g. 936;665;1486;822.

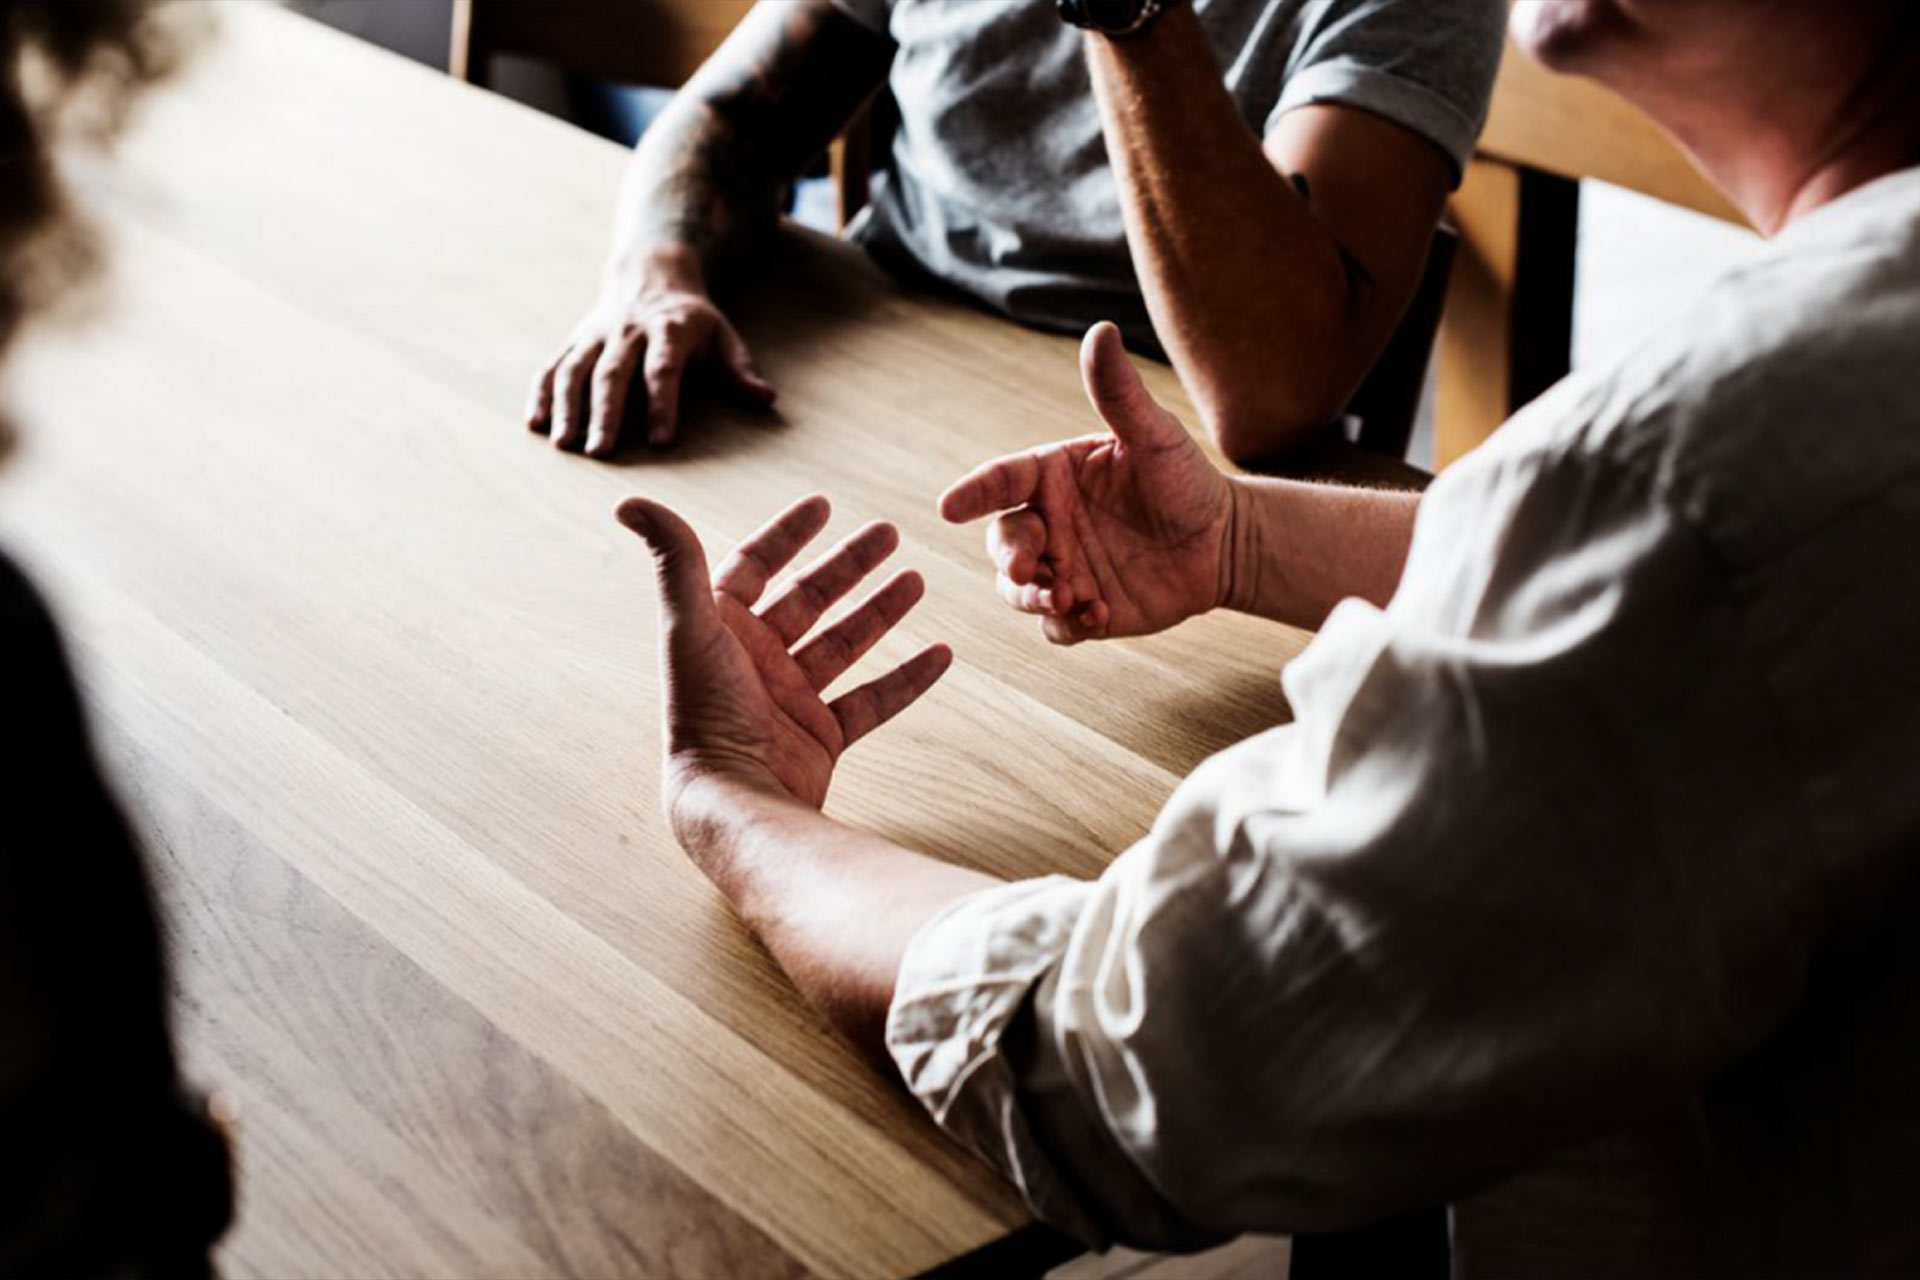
885;395;1832;1250
1266;0;1506;181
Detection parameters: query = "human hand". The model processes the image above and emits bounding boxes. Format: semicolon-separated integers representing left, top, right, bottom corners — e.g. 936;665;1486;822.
938;322;1234;644
618;494;951;821
530;247;776;458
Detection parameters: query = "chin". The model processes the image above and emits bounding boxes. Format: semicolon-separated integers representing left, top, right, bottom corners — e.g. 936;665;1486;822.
1509;0;1616;72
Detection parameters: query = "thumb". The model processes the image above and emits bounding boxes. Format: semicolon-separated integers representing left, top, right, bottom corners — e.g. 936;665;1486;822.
1080;321;1183;451
615;497;717;632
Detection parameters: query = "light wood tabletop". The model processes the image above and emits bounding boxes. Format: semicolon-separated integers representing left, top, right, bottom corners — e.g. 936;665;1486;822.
0;6;1309;1278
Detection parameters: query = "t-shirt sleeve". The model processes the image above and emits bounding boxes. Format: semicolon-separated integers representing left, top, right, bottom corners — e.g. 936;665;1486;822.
825;0;891;38
885;405;1833;1249
1268;0;1507;181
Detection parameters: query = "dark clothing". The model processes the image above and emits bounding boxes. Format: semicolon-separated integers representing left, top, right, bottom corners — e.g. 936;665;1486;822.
0;550;229;1276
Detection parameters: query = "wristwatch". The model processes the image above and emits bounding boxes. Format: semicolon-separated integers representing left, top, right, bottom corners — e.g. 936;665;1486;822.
1057;0;1180;37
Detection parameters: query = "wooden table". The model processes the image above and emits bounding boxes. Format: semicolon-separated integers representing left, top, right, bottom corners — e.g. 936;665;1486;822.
0;7;1306;1277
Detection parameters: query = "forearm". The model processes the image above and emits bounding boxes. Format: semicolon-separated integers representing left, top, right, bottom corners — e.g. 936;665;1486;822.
670;772;1001;1060
1085;10;1356;458
607;0;890;288
1221;477;1420;629
607;98;779;296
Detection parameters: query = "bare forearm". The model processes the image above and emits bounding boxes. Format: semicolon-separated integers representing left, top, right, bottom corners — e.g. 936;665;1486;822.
608;0;890;284
670;773;1001;1060
1222;478;1420;629
610;99;777;290
1085;11;1355;456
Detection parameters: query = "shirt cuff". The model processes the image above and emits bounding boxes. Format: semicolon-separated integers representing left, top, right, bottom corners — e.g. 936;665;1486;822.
885;875;1109;1243
1269;61;1483;185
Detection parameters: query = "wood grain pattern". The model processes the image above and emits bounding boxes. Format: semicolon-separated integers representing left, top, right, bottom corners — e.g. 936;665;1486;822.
0;7;1309;1277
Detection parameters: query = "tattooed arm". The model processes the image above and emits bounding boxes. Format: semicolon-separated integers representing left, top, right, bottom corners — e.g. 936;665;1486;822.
528;0;893;456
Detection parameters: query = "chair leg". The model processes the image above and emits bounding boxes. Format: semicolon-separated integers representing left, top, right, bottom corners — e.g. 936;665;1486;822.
1434;160;1578;468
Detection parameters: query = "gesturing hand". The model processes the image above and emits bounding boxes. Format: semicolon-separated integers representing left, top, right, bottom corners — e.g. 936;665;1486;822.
939;322;1234;644
619;494;952;818
530;249;777;458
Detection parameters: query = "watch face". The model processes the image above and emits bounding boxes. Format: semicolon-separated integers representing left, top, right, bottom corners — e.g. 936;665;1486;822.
1084;0;1148;31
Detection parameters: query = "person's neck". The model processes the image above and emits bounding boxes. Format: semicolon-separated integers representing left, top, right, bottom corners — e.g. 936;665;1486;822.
1654;38;1920;237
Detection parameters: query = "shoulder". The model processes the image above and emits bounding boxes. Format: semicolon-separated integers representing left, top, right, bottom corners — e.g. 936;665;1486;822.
1479;171;1920;571
1266;0;1506;176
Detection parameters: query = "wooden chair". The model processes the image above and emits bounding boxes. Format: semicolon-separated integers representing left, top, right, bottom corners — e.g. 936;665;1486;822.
449;0;876;227
1431;38;1752;468
1345;223;1457;461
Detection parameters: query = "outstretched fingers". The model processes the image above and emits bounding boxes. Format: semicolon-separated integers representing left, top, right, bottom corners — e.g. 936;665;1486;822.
758;520;900;645
615;497;722;653
939;450;1046;524
793;569;925;691
830;644;954;746
713;495;832;606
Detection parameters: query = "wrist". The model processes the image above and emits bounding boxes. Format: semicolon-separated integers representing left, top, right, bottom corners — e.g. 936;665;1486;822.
1216;476;1264;617
607;242;708;299
662;754;786;858
660;759;840;921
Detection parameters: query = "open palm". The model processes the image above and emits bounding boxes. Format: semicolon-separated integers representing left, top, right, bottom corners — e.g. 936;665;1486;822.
620;495;950;812
940;322;1231;643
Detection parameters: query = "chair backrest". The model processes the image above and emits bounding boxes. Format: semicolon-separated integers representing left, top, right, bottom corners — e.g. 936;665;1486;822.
449;0;756;91
450;0;876;227
1347;224;1457;460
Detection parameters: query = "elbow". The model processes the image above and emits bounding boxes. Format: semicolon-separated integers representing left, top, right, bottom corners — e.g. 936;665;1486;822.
1193;324;1354;467
1205;390;1346;468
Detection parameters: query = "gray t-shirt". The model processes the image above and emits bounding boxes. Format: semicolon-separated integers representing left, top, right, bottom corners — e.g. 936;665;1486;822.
828;0;1505;347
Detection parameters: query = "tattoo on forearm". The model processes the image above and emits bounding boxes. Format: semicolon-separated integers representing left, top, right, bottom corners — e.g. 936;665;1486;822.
625;0;892;271
1281;169;1376;293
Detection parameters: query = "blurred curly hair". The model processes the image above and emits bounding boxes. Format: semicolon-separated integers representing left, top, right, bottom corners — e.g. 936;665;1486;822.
0;0;182;360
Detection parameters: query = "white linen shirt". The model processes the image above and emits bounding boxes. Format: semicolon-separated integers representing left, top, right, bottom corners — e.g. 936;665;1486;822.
886;167;1920;1273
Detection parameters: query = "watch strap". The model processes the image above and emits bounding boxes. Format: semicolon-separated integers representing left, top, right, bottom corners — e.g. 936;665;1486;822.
1057;0;1174;37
